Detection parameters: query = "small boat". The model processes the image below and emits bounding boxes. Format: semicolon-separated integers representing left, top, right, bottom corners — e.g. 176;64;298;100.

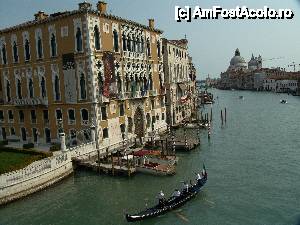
239;96;244;99
126;166;207;222
280;99;287;104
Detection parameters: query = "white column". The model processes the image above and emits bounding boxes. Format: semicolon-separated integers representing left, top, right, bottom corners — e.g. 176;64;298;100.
59;133;66;151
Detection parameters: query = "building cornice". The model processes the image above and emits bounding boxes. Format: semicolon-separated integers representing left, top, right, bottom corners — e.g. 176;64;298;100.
0;9;163;35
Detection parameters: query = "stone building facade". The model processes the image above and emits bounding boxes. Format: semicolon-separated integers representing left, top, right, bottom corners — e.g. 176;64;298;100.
162;38;196;126
0;1;167;148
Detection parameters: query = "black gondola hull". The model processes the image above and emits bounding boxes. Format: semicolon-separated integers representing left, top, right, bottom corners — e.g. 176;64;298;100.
126;176;207;222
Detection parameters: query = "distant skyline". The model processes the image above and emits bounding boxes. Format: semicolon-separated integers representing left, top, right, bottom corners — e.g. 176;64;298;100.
0;0;300;79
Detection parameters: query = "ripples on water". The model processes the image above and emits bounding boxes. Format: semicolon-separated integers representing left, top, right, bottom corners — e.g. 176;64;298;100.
1;89;300;225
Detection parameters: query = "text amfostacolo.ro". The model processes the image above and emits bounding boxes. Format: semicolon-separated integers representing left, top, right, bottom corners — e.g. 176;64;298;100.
175;6;294;22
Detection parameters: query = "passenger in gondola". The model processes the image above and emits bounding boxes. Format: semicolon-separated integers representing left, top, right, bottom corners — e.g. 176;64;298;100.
172;189;181;198
196;172;202;181
182;182;189;193
157;190;165;206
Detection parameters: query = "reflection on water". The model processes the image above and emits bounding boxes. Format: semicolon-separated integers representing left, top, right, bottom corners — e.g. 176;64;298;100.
1;89;300;225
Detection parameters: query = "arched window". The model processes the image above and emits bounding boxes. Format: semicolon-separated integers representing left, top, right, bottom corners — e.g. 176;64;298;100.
81;109;89;122
80;73;86;99
28;78;34;98
50;34;57;57
94;25;100;50
97;72;103;95
117;73;122;92
13;41;18;62
41;77;46;98
76;27;83;52
132;36;136;52
146;39;150;56
17;79;22;99
37;37;43;59
127;36;131;52
54;75;60;101
122;34;127;51
2;44;7;64
6;80;11;102
141;37;144;53
157;41;161;58
136;37;141;53
24;39;30;61
113;30;119;52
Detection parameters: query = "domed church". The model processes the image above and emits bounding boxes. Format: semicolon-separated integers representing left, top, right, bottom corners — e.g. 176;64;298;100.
227;48;262;72
227;48;247;72
248;54;262;71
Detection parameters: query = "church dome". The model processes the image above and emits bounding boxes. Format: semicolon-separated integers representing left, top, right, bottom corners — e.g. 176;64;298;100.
230;48;247;67
248;54;258;66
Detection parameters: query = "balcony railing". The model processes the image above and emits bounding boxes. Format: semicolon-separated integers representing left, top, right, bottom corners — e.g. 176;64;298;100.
149;90;157;96
81;120;89;126
11;97;48;106
68;120;76;125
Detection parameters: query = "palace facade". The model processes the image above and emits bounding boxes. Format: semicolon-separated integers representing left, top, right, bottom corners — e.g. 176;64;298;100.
162;38;196;126
0;1;168;148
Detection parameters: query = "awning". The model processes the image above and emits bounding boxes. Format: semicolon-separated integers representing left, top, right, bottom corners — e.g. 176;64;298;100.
178;83;186;92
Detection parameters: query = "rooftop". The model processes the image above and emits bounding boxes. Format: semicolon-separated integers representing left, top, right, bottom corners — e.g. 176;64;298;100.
0;1;163;35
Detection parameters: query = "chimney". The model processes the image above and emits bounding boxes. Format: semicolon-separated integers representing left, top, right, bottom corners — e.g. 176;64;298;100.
148;19;154;29
97;1;107;15
34;11;48;20
78;1;92;11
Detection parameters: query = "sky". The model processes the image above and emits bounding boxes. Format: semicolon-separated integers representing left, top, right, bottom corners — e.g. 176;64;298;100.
0;0;300;79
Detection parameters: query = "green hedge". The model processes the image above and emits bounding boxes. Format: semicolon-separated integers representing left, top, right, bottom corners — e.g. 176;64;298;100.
23;143;35;149
0;140;8;145
0;146;52;157
49;143;61;152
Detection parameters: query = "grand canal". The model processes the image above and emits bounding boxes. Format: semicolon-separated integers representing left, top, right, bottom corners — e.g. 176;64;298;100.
1;89;300;225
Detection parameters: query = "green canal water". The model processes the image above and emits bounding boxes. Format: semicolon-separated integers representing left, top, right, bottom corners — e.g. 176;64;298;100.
1;89;300;225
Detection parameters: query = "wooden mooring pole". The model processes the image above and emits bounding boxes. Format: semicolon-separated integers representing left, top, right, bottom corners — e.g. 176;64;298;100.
111;154;115;176
208;122;211;139
127;153;130;177
184;128;188;151
97;150;100;174
225;107;227;123
221;110;223;125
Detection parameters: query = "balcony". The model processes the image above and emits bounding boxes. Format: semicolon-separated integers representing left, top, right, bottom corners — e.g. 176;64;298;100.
149;90;157;96
124;91;148;99
68;119;76;125
99;95;110;104
11;97;48;107
44;119;49;125
81;120;89;126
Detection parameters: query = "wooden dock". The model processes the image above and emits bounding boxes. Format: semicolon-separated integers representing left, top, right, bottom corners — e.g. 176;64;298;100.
74;159;136;176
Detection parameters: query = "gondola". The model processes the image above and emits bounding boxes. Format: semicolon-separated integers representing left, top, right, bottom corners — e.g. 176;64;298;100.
125;167;207;222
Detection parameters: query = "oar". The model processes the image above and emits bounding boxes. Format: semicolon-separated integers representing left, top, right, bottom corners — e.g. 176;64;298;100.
204;198;215;206
175;211;189;223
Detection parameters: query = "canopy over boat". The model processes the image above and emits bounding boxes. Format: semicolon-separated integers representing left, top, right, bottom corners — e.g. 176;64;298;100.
133;150;161;157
